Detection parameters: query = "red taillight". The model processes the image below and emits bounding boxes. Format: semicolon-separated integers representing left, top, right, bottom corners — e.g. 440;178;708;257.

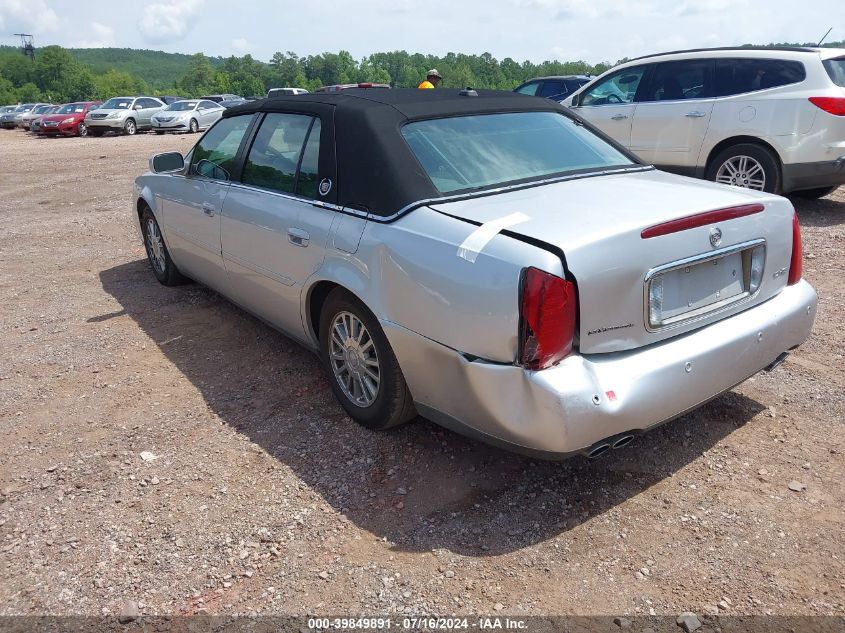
808;96;845;116
519;267;577;370
788;211;803;285
641;204;764;239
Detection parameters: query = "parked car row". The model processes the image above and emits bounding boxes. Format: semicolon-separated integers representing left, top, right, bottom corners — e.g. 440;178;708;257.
1;94;238;137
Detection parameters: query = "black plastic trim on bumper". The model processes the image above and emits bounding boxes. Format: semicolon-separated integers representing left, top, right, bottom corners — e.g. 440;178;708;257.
782;157;845;192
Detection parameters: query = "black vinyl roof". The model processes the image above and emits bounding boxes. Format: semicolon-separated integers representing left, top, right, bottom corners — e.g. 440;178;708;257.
223;89;572;217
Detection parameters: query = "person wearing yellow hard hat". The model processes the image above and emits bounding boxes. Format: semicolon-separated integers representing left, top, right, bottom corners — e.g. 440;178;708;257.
418;69;442;89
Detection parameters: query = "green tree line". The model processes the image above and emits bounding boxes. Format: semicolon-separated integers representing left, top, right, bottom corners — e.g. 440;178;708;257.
2;40;842;105
0;44;614;104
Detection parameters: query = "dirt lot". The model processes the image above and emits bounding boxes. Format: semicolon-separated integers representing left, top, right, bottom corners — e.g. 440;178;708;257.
0;129;843;622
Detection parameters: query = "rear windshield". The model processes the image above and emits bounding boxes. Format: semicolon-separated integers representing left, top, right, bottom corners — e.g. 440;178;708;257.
167;101;198;111
823;57;845;87
101;98;132;109
57;103;87;114
401;112;635;194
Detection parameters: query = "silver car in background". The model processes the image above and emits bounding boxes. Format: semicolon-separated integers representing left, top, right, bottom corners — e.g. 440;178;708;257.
151;100;224;134
85;96;165;136
133;90;816;459
1;103;36;129
18;103;54;130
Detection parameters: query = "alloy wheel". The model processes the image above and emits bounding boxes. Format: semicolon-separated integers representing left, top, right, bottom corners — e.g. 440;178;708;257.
328;311;380;407
78;122;87;137
145;218;166;275
715;155;766;190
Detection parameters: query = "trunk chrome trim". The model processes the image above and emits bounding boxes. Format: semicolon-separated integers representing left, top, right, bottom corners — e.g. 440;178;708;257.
643;238;767;333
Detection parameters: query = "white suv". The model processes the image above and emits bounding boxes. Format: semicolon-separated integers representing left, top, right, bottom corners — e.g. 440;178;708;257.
564;47;845;198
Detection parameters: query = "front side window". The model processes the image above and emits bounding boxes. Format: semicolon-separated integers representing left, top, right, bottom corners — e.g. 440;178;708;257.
642;60;712;102
241;113;319;195
515;82;540;96
579;67;646;105
190;115;253;181
715;58;806;96
401;111;636;194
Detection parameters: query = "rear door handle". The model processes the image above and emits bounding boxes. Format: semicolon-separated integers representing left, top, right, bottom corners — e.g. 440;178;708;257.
685;111;707;118
288;227;310;247
610;114;629;120
202;203;216;216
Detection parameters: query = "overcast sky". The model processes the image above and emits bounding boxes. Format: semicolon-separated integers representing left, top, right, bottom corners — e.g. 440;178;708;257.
0;0;840;65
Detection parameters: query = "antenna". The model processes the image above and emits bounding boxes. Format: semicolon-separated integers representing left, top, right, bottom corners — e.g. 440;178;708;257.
14;33;35;59
817;27;832;47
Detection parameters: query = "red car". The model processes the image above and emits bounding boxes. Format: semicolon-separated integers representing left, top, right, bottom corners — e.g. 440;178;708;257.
39;101;102;137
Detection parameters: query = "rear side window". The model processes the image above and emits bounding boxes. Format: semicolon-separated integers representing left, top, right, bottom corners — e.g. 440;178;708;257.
823;57;845;87
641;60;713;101
401;112;635;194
242;113;321;197
190;115;253;181
538;80;566;98
715;58;806;96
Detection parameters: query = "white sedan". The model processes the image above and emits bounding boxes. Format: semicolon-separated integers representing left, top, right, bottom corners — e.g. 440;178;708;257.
151;99;224;134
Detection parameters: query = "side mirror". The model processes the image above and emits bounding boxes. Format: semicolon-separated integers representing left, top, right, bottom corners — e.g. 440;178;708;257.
134;104;144;110
150;152;185;173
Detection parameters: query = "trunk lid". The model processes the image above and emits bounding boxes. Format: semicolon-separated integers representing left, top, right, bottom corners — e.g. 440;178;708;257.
429;169;796;354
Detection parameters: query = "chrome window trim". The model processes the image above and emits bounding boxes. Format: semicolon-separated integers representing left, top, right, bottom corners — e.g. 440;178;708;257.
642;238;767;333
227;181;345;212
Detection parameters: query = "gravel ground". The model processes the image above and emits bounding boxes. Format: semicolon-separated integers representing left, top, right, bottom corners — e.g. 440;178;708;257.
0;129;843;621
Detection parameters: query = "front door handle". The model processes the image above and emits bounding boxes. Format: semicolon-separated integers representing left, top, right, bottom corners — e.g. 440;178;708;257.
685;111;707;118
610;114;629;120
288;228;310;247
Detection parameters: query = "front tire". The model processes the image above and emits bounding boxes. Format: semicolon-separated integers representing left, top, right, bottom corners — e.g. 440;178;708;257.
124;118;137;136
77;122;87;137
706;143;781;193
189;118;199;133
319;289;416;430
140;207;187;286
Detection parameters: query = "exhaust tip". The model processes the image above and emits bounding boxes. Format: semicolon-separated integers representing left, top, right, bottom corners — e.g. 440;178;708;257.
765;352;790;372
612;434;635;449
586;443;611;459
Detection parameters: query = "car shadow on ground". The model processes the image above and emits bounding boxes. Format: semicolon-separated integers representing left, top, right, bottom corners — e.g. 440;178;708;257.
791;194;845;228
99;260;765;556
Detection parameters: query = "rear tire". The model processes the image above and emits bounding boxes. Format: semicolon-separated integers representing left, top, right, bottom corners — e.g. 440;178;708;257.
319;288;416;431
790;186;838;200
140;207;188;286
706;143;781;193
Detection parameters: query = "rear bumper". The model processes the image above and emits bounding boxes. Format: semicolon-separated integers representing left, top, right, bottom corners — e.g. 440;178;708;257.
783;157;845;193
385;280;817;458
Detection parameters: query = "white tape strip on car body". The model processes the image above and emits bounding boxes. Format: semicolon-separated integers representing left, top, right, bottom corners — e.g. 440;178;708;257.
456;212;531;263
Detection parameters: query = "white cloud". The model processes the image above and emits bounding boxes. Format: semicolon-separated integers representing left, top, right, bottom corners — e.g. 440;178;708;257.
0;0;59;33
138;0;202;43
72;21;116;48
231;37;249;53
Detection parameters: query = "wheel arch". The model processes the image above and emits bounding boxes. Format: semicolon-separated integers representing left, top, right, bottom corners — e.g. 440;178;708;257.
704;135;783;174
304;277;377;347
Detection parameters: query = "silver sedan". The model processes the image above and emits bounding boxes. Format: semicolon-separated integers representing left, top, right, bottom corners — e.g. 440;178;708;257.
133;90;816;459
151;99;224;134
